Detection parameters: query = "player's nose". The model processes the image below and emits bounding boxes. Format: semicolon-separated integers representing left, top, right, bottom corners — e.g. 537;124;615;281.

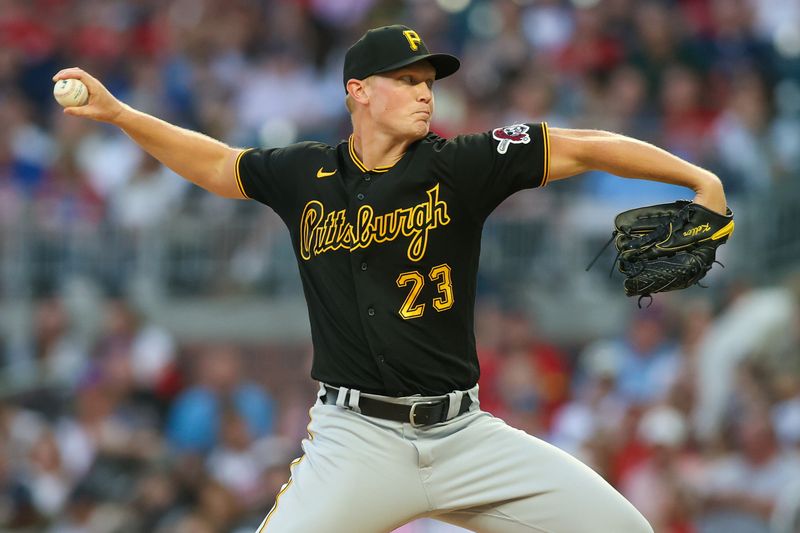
416;82;432;103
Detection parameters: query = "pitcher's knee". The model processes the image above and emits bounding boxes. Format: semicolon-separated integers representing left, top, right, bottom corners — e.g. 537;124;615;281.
560;500;652;533
614;504;654;533
583;494;653;533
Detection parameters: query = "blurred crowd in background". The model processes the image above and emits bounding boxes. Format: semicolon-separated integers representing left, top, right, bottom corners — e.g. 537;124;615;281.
1;0;800;532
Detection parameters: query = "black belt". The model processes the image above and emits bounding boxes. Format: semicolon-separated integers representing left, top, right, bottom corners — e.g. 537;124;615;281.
321;386;472;427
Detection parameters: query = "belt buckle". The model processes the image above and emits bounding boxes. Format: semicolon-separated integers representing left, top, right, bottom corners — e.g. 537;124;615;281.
409;400;440;427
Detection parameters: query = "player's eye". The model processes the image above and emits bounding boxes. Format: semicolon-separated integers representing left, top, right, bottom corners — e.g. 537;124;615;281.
399;76;413;84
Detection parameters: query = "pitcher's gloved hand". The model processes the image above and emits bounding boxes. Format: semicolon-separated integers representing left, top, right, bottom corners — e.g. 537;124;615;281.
609;200;734;301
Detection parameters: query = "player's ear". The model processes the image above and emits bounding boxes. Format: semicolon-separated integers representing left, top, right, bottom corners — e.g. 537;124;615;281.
347;78;370;106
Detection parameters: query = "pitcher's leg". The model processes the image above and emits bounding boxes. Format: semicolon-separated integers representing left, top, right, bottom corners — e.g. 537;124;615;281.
437;490;651;533
257;404;430;533
429;412;652;533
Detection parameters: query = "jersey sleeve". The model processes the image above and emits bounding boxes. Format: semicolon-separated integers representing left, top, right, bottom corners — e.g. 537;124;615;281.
448;122;550;219
235;147;284;208
234;144;310;219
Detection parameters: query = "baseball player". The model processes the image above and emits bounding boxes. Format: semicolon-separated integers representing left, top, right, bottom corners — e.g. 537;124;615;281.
53;24;727;533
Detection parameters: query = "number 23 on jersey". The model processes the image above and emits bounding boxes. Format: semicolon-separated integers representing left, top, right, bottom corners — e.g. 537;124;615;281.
395;264;454;319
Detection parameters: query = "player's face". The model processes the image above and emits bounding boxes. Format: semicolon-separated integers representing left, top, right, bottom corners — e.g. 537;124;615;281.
366;61;436;140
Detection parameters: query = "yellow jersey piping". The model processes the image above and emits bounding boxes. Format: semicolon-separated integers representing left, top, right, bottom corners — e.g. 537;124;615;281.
256;406;316;532
348;135;392;173
235;148;253;199
540;122;550;187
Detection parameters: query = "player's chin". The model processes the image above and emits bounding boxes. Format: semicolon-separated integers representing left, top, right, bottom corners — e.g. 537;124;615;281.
409;120;430;138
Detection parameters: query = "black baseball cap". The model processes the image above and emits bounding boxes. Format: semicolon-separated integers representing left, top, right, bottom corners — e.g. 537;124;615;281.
343;25;460;92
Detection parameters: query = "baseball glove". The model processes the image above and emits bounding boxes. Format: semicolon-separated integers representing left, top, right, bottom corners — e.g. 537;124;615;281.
589;200;734;303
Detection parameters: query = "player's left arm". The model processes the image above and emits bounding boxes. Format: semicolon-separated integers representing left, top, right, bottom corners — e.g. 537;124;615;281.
547;128;727;215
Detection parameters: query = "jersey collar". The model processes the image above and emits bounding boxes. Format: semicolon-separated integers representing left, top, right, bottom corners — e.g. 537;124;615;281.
347;135;394;174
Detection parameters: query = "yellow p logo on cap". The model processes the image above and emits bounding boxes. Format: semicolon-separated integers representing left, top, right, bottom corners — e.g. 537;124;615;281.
403;30;422;51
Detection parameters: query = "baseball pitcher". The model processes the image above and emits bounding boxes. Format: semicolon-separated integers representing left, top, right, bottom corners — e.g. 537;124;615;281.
53;24;732;533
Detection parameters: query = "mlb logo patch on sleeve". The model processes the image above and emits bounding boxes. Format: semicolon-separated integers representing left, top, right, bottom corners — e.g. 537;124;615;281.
492;124;531;154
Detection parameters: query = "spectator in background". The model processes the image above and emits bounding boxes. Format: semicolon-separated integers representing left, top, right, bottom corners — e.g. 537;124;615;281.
194;479;242;532
0;92;54;195
658;63;716;162
23;430;71;518
628;1;708;97
554;4;622;78
0;438;41;529
613;305;681;406
53;363;163;501
130;467;181;533
0;128;23;228
599;64;657;140
773;375;800;451
33;148;104;233
161;511;218;533
492;306;570;435
621;405;706;533
704;0;774;81
235;45;341;141
550;340;626;463
108;154;186;232
30;147;105;290
46;483;133;533
520;0;574;57
502;70;561;127
205;406;270;509
699;408;800;533
30;296;86;387
474;298;506;416
711;70;774;194
94;298;179;415
166;344;274;454
72;128;144;201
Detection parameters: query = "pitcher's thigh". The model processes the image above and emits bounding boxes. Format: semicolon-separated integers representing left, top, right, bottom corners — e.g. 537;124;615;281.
257;457;415;533
437;489;652;533
257;407;429;533
434;418;652;533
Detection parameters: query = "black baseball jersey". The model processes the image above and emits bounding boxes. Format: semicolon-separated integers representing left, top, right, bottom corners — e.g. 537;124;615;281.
236;122;550;396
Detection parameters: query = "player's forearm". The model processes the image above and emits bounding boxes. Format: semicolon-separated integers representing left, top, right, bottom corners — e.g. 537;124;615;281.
52;67;243;198
550;129;727;214
112;104;242;198
586;133;725;212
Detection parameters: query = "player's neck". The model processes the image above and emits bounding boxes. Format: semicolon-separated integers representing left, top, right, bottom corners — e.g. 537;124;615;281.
350;127;413;171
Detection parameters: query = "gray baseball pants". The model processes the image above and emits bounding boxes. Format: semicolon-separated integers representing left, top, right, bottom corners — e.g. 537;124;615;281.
256;384;653;533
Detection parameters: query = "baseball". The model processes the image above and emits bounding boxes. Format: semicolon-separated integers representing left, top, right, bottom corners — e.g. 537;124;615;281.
53;78;89;107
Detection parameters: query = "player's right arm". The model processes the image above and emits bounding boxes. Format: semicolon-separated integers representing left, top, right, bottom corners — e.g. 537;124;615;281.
546;128;726;215
52;67;245;199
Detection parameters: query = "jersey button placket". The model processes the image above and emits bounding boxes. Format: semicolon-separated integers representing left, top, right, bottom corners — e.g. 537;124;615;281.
367;307;375;317
357;193;365;200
